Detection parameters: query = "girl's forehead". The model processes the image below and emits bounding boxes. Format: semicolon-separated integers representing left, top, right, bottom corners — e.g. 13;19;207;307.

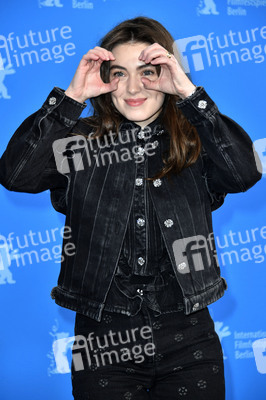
110;43;150;68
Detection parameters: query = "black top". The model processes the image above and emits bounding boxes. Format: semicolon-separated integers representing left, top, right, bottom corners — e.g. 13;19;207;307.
103;117;184;316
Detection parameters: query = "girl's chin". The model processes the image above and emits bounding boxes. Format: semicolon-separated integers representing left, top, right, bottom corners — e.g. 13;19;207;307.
122;112;157;123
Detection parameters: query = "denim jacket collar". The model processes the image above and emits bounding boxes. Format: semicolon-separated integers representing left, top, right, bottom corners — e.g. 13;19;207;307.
119;113;165;137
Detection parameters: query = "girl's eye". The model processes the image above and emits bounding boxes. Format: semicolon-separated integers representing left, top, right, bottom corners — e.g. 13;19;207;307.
113;71;124;77
143;69;155;76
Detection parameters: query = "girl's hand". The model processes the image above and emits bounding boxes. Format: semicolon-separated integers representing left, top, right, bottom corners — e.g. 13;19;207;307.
65;46;119;103
138;43;196;99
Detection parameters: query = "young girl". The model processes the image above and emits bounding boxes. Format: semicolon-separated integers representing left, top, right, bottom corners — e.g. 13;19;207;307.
0;16;261;400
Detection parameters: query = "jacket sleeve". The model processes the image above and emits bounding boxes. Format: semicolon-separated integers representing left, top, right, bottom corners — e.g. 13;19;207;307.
0;87;87;194
176;86;262;197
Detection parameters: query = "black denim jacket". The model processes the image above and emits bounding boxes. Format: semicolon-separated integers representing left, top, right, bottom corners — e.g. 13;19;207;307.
0;86;261;322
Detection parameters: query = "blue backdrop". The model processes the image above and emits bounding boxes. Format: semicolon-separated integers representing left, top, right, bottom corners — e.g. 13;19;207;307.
1;1;265;399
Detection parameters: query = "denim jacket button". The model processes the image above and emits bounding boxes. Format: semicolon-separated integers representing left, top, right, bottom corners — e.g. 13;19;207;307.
137;131;145;139
197;100;207;109
192;302;200;311
135;178;143;186
153;178;162;187
49;96;57;105
164;219;173;228
137;257;145;266
137;218;145;227
136;146;145;156
177;262;187;271
151;140;159;149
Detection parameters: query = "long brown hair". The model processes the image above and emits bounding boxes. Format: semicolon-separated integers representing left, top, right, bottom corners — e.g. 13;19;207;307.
84;16;201;180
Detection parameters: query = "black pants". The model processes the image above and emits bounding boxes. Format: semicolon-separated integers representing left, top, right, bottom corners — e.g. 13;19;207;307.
71;304;225;399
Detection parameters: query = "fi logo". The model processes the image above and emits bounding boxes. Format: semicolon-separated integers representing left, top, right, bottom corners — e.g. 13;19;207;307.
172;235;212;274
253;138;266;175
174;36;211;73
53;335;91;373
53;136;91;174
252;338;266;374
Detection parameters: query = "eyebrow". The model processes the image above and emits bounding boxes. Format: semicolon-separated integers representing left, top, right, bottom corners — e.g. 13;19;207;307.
109;63;156;71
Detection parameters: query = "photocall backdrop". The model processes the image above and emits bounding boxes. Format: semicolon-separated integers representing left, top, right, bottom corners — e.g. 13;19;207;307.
0;1;266;399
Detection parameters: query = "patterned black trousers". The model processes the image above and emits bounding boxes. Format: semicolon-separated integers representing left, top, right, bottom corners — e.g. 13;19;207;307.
71;303;225;399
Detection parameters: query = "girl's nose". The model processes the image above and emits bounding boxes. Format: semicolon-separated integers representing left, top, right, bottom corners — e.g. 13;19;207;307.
127;75;142;94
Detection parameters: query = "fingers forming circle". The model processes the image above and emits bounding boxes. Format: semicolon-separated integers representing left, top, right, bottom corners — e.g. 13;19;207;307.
83;46;114;62
139;44;176;65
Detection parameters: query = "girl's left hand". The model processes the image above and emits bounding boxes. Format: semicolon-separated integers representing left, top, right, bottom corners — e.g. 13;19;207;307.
138;43;196;99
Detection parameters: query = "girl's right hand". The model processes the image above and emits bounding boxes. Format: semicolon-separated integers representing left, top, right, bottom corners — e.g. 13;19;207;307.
64;46;119;103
